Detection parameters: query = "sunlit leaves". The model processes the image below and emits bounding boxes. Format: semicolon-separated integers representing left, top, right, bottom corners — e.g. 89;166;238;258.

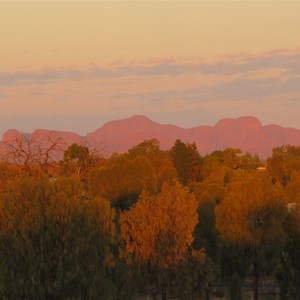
120;182;198;269
267;145;300;186
215;172;287;248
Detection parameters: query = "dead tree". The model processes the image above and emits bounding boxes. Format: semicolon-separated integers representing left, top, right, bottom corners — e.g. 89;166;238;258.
5;132;66;175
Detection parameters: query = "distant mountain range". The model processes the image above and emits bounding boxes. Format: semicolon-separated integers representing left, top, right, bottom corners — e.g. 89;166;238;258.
1;115;300;159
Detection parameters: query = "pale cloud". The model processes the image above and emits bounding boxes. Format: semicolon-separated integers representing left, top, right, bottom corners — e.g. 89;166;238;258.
113;75;300;103
0;93;11;100
286;97;300;107
1;48;300;137
30;91;50;97
0;67;117;86
1;49;300;86
210;76;300;100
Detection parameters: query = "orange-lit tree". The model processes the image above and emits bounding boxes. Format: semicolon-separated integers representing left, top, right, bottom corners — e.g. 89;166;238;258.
277;170;300;299
0;161;22;192
215;171;287;300
120;181;199;299
267;145;300;186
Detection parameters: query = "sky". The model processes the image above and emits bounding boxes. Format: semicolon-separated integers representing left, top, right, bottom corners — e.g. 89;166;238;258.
1;1;300;137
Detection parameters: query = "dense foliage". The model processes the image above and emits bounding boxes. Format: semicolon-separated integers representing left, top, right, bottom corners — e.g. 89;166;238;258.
1;139;300;299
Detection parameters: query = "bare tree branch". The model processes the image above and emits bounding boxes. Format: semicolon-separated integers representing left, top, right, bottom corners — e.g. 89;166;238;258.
4;132;66;175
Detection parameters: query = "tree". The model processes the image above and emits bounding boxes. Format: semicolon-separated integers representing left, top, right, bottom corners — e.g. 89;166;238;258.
277;171;300;299
128;138;160;159
267;145;300;186
120;182;199;299
170;140;202;185
239;152;261;171
0;176;116;299
62;143;98;178
219;243;252;300
128;139;178;192
215;172;287;300
201;148;259;186
0;162;22;192
89;155;156;210
4;132;65;175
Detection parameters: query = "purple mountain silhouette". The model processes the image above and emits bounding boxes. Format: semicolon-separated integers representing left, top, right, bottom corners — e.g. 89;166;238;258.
1;115;300;159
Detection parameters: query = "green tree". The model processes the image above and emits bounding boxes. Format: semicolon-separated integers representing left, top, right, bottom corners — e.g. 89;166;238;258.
89;155;156;210
192;182;225;260
170;140;202;185
63;143;96;178
127;138;161;159
128;139;178;191
0;176;116;299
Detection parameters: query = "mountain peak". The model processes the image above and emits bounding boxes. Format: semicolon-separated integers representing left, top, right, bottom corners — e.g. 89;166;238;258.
117;115;156;125
127;115;153;122
236;116;263;128
2;129;23;142
215;116;262;130
214;118;234;128
100;115;158;132
1;115;300;159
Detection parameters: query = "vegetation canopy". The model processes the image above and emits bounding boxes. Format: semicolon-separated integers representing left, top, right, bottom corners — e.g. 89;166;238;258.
0;140;299;299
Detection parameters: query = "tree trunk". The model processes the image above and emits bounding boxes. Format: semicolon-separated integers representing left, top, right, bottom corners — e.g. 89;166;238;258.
205;288;210;300
253;260;259;300
150;287;159;300
161;285;167;300
229;273;242;300
297;271;300;300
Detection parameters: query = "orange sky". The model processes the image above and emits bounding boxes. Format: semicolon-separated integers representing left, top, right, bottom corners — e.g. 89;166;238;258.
1;1;300;136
